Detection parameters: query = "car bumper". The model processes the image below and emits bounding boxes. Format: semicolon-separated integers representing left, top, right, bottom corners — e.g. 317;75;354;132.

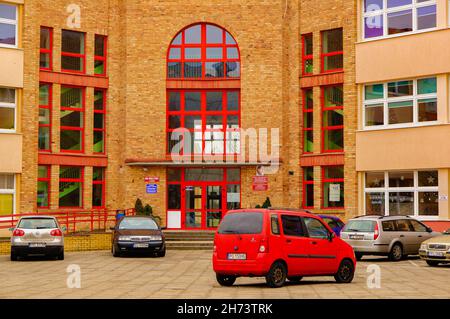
11;245;63;257
116;241;165;253
213;253;271;276
419;250;450;262
343;240;390;254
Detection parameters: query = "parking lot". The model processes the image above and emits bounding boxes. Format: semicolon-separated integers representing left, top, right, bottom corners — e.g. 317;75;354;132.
0;250;449;299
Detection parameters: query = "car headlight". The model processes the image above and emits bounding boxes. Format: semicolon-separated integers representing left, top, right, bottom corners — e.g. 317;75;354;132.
118;236;132;241
420;244;427;250
149;235;162;241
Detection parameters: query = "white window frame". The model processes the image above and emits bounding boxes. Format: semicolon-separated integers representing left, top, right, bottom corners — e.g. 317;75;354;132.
0;87;17;133
0;2;18;48
362;77;438;130
364;170;439;219
362;0;437;41
0;173;16;215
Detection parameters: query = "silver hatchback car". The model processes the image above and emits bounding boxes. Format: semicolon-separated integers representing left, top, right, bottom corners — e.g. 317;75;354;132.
341;216;441;261
10;216;65;261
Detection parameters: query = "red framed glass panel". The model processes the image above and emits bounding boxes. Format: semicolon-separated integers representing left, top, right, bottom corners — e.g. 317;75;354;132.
321;85;344;153
39;83;52;152
59;166;83;208
94;35;107;76
321;28;343;73
60;86;85;153
167;23;240;80
93;89;106;154
37;165;51;209
302;88;313;154
40;27;53;70
61;30;86;74
92;167;105;208
302;167;314;209
322;166;344;209
302;33;313;75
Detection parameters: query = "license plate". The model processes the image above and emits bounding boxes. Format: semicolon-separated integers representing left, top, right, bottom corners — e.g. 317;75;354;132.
428;251;445;257
227;253;246;260
29;243;46;248
349;235;364;240
133;243;149;248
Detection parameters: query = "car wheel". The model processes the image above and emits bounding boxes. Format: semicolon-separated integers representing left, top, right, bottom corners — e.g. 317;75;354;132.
112;245;121;257
156;248;166;258
216;274;236;287
266;261;287;288
355;253;363;261
287;276;303;282
10;251;18;261
426;260;440;267
334;259;355;283
389;243;403;262
57;251;64;261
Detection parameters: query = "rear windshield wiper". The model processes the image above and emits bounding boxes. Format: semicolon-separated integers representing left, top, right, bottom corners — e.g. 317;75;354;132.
220;230;238;234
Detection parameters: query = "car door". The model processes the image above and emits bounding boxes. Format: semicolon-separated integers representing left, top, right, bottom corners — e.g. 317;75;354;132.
394;219;415;254
408;219;431;252
303;216;340;275
280;214;312;276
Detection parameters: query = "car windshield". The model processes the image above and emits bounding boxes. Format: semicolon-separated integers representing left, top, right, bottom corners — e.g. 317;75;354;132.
18;218;57;229
342;220;376;233
119;218;158;230
218;212;263;234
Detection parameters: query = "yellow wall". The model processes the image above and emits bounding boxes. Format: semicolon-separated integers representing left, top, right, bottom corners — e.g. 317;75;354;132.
0;48;23;88
0;134;22;173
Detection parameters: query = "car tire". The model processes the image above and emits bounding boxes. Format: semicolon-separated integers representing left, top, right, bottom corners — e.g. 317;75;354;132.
355;253;363;261
266;261;287;288
57;251;64;261
426;260;440;267
287;276;303;282
216;274;236;287
112;245;121;257
10;251;18;261
389;243;403;262
334;259;355;284
156;248;166;258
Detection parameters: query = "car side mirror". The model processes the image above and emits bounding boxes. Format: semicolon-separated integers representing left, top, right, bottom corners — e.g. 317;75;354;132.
426;227;433;233
328;232;335;242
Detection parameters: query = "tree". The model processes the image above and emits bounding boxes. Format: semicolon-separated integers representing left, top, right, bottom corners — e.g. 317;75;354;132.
262;197;272;208
135;198;144;215
143;204;153;216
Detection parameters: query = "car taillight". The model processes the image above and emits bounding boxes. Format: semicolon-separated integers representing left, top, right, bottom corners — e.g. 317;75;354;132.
50;229;63;237
374;223;379;240
259;237;269;253
13;229;24;237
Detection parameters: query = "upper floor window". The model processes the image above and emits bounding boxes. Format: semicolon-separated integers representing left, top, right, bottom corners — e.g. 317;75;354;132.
93;89;106;154
322;85;344;152
363;77;437;129
302;88;313;153
0;3;17;47
363;0;437;40
39;83;52;151
40;27;53;70
302;34;313;75
0;87;16;132
321;28;343;73
60;86;84;152
167;23;240;79
322;166;345;209
61;30;85;73
94;35;107;76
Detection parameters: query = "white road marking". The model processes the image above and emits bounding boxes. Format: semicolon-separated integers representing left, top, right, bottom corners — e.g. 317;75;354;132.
408;260;419;267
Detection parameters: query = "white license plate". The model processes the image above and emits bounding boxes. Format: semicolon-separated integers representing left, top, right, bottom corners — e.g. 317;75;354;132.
350;235;364;240
133;243;149;248
29;243;46;248
227;253;246;260
428;251;445;257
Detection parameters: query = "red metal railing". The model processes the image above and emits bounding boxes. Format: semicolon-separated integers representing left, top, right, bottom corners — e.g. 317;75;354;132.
0;209;135;234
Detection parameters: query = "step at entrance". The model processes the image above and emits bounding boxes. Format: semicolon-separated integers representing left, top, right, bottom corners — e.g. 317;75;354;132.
163;230;215;250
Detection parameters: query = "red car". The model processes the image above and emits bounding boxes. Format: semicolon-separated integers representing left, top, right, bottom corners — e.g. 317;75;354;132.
213;209;356;288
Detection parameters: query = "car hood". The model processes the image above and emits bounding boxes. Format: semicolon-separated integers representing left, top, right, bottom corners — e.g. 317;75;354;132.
115;229;162;236
423;235;450;244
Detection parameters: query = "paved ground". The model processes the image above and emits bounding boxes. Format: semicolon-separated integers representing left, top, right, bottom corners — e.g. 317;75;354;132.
0;250;449;299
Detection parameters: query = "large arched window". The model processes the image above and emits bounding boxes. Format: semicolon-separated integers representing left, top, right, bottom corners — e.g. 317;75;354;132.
167;23;240;79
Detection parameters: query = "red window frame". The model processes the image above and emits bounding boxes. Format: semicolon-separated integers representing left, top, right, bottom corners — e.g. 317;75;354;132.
92;167;105;209
40;26;53;71
37;165;51;209
39;83;52;152
302;167;314;209
321;84;344;153
59;166;84;209
94;35;107;76
302;88;313;154
301;33;313;76
60;85;85;154
167;23;240;80
320;28;343;73
93;89;106;154
321;166;344;209
61;30;86;74
166;89;241;156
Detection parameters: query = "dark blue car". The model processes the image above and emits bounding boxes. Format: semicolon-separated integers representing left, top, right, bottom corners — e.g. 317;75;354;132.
318;215;345;237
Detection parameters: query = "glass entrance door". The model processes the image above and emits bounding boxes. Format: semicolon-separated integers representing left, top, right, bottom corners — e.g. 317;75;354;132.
185;186;203;229
184;184;224;229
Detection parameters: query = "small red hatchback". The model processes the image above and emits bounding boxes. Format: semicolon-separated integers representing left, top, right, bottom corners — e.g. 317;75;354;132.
213;209;356;288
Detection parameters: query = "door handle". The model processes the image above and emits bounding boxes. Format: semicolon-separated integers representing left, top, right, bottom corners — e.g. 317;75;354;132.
418;235;423;238
311;241;317;245
400;235;405;238
286;239;292;243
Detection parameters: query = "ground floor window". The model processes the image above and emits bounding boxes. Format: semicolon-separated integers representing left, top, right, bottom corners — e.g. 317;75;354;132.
92;167;105;208
365;170;439;217
302;167;314;208
322;166;344;209
0;174;15;215
37;166;50;208
167;168;240;229
59;166;83;208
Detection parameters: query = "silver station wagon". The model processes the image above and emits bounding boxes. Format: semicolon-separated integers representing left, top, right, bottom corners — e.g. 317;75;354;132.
341;216;441;261
10;216;65;261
